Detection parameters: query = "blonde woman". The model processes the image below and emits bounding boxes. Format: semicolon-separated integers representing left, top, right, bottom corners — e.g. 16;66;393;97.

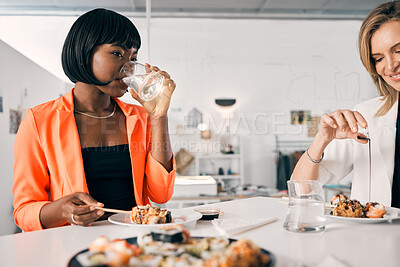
292;1;400;207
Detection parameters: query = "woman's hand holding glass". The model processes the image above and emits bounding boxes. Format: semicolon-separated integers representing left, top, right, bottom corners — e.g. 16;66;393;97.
319;109;369;144
122;62;176;118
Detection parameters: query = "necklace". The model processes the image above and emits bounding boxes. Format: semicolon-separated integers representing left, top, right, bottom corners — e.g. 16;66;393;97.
74;101;116;119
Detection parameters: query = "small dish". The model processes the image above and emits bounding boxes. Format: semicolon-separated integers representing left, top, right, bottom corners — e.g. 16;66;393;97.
194;207;222;220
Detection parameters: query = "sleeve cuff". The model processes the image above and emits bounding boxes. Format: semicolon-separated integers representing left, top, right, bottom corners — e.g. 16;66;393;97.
14;201;51;232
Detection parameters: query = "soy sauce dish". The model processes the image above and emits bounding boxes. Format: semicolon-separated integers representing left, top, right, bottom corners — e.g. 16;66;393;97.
194;207;222;220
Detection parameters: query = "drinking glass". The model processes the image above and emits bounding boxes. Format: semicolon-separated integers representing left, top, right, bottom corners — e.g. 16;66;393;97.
283;180;326;233
120;61;164;101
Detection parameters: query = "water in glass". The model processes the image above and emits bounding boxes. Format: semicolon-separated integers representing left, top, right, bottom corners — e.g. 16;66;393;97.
283;180;326;233
120;61;164;101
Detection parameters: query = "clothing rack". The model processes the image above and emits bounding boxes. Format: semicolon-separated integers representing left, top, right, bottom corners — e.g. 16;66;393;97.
274;136;313;160
275;136;313;190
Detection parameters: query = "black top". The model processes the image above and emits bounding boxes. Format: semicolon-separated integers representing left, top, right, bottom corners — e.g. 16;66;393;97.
392;103;400;208
82;144;136;211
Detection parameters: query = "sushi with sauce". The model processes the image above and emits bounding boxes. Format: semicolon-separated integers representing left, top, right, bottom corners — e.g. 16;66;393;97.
131;204;172;224
364;202;386;218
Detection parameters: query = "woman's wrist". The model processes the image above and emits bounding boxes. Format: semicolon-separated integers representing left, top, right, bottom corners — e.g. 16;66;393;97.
150;114;168;125
307;133;331;162
314;132;333;148
40;201;65;229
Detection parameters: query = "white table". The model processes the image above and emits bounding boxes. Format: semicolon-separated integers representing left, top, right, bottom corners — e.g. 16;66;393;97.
1;197;400;267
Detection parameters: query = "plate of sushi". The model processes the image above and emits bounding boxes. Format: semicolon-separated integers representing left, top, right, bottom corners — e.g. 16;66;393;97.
326;194;400;223
108;204;202;229
68;225;275;267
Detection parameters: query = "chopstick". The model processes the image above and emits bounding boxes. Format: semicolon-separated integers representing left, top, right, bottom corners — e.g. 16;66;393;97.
279;197;335;208
95;207;131;214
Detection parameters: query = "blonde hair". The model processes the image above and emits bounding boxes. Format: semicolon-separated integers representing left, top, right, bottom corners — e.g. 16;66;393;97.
359;1;400;116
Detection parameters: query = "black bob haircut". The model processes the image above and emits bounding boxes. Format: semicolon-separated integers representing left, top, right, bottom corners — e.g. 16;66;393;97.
62;8;141;85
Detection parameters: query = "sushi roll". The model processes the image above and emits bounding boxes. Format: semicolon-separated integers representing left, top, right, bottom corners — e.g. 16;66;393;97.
128;254;162;267
137;233;154;248
83;252;108;266
106;239;136;267
182;238;209;258
89;235;111;253
330;194;350;205
138;233;182;256
203;255;226;267
145;241;181;256
364;202;386;218
163;253;203;267
131;204;172;224
331;199;364;217
224;239;269;267
209;237;229;253
151;225;189;243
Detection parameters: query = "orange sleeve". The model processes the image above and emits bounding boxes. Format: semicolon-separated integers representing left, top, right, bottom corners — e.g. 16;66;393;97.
142;115;176;204
144;153;176;203
13;109;51;231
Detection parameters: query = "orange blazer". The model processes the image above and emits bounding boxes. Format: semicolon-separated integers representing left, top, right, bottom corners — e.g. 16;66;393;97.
13;89;176;232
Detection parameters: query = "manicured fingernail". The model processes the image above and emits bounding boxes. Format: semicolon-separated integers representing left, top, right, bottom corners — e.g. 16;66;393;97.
352;127;357;132
90;206;95;211
97;203;102;206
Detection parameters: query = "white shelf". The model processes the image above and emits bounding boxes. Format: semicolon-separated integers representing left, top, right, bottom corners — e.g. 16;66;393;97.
212;175;242;180
197;154;240;159
194;136;244;188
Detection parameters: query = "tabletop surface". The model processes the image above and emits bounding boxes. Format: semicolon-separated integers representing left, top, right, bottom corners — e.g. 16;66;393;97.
1;196;400;267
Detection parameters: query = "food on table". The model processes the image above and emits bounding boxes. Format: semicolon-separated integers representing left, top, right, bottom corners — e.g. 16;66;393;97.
331;199;364;218
131;204;172;224
138;229;182;257
330;194;386;218
128;254;163;267
107;239;137;266
330;194;350;205
150;224;190;243
223;239;269;267
89;235;111;253
364;202;386;218
87;238;141;267
82;225;270;266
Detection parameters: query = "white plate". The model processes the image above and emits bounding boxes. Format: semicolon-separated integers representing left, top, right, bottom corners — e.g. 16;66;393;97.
108;209;202;229
326;207;400;223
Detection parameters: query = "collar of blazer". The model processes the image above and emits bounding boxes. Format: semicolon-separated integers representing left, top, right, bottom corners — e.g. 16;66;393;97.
376;97;398;128
373;98;398;197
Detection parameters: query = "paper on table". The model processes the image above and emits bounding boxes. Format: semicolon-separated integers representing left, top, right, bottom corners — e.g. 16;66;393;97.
212;217;278;236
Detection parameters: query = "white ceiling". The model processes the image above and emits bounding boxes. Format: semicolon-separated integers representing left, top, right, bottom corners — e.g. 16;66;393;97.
0;0;390;19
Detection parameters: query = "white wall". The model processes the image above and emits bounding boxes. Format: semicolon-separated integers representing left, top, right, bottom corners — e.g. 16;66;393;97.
0;40;71;235
0;16;379;234
146;18;378;187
